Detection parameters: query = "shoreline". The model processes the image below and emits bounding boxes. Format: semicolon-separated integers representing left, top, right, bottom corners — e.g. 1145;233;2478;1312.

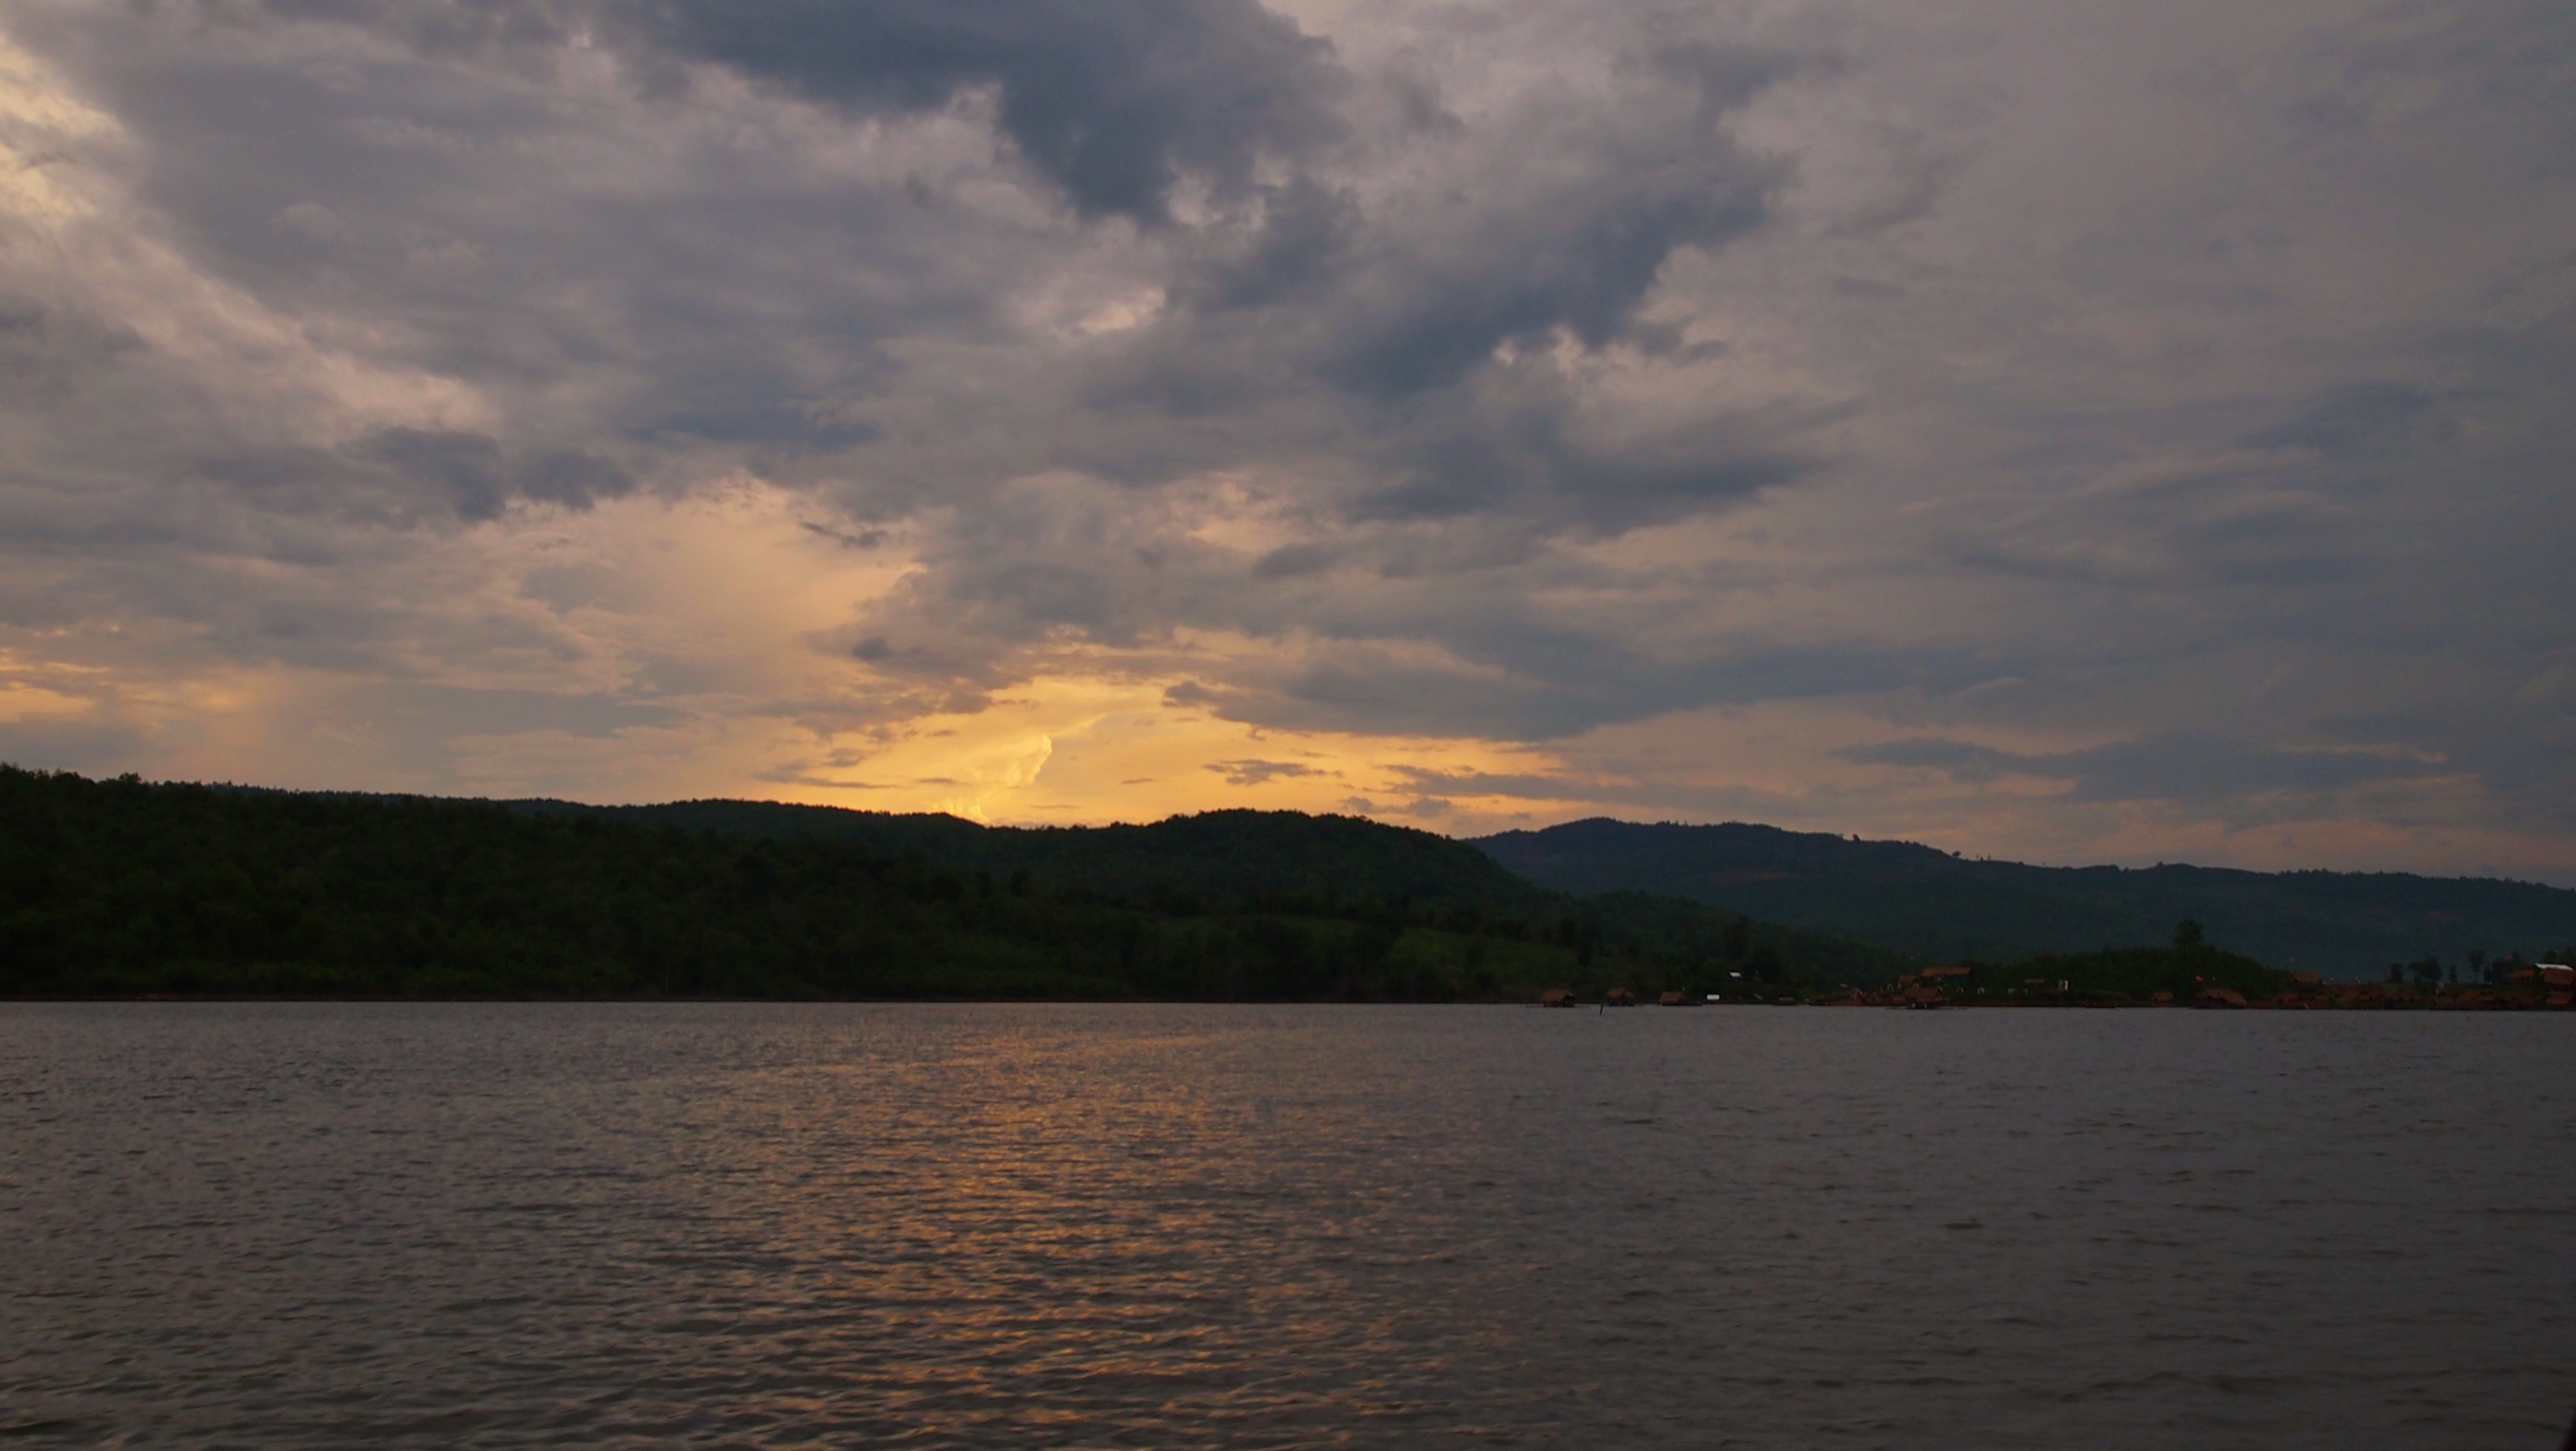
6;991;2568;1011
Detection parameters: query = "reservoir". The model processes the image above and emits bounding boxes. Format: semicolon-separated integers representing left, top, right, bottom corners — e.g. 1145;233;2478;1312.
3;1002;2568;1447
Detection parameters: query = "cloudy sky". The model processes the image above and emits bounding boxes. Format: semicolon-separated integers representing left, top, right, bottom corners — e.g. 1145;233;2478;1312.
0;0;2569;878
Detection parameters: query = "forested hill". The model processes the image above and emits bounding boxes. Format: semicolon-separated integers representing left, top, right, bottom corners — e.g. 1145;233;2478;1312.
1474;819;2576;979
507;798;1544;918
0;767;1905;999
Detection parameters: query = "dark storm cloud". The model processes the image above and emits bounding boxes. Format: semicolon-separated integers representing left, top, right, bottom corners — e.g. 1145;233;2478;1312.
1138;39;1795;403
1351;380;1814;529
1328;50;1796;398
346;429;634;519
163;0;1347;224
1063;38;1807;532
1318;160;1776;397
625;0;1348;225
1166;173;1359;313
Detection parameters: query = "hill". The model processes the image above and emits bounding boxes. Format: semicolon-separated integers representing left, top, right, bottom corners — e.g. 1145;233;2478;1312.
1474;819;2576;979
507;798;1548;918
0;769;1910;1000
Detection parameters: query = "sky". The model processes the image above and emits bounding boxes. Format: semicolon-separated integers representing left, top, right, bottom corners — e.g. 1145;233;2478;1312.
0;0;2569;880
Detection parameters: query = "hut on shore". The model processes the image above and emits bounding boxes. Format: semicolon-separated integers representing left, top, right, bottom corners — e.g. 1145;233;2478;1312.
2194;986;2248;1008
1604;987;1638;1007
1539;987;1578;1008
1658;990;1691;1006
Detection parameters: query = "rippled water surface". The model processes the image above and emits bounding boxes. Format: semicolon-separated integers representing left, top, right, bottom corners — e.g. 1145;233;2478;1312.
3;1003;2570;1448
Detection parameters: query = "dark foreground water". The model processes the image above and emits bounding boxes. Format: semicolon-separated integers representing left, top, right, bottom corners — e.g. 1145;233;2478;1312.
1;1004;2569;1449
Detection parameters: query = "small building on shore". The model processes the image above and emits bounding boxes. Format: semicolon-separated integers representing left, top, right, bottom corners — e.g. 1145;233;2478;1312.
1539;987;1578;1008
1604;987;1639;1007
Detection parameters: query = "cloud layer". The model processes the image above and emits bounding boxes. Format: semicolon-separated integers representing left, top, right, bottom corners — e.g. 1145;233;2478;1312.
0;0;2570;879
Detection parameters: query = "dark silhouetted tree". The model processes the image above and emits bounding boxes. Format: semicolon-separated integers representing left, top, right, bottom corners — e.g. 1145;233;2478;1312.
1749;944;1784;983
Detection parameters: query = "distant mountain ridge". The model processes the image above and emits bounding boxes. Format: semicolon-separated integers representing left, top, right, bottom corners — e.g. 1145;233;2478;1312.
1473;818;2576;978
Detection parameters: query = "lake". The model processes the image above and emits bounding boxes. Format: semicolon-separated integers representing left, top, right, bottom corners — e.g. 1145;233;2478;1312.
2;1002;2569;1448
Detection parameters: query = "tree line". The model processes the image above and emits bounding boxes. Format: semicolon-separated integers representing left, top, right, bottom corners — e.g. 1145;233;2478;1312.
0;767;1908;1000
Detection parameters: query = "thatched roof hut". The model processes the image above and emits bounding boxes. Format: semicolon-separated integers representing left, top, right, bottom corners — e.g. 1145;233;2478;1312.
1604;987;1638;1007
1539;987;1578;1008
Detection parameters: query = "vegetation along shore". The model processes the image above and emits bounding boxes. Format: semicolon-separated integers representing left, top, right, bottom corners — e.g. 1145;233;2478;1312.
5;765;2569;1005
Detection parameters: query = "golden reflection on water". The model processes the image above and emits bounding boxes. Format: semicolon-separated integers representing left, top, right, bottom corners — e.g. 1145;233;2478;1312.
614;1011;1484;1438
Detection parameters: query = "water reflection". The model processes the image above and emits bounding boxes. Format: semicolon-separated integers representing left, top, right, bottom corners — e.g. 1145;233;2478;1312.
1;1003;2568;1448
